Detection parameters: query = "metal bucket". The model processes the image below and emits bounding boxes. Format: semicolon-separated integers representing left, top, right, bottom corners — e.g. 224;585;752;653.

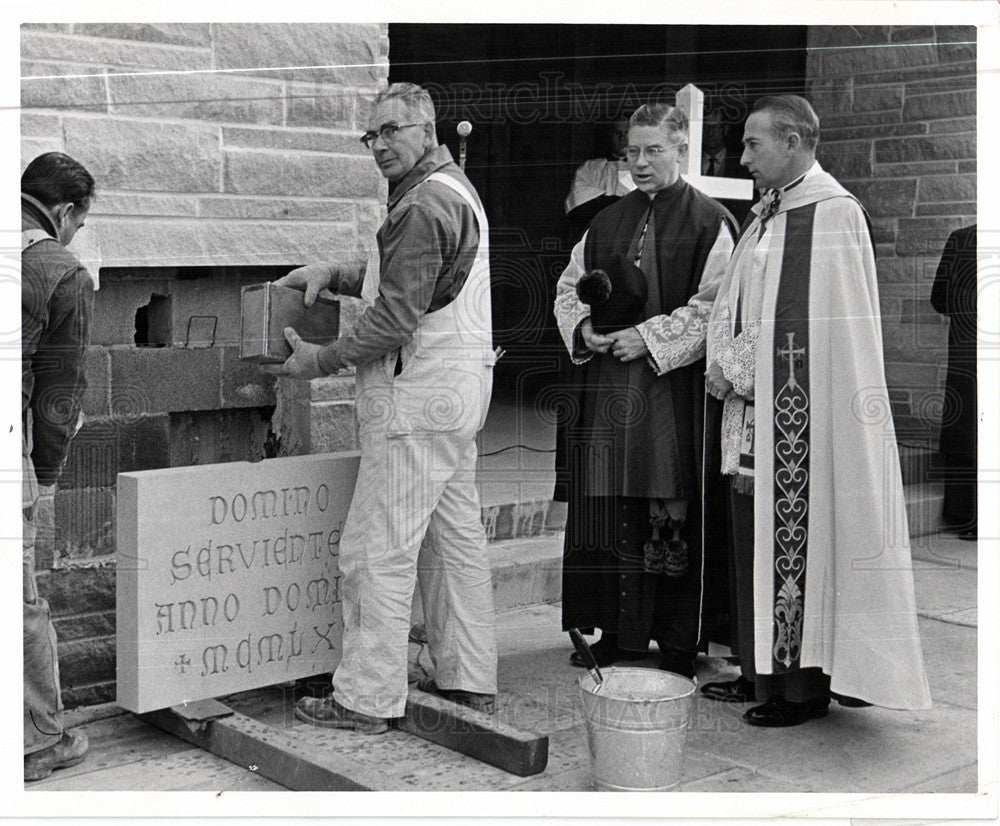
579;666;695;792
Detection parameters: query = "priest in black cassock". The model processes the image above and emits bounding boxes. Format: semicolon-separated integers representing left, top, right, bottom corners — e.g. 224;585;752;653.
553;102;736;677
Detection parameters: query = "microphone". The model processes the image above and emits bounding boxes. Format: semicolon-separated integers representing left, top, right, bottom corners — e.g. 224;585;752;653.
457;121;472;171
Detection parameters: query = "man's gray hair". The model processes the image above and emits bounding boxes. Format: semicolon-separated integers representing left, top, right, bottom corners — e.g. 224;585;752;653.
751;95;820;150
372;82;436;124
628;103;688;142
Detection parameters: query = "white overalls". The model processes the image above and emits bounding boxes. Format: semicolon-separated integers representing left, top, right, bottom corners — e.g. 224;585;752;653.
332;172;498;719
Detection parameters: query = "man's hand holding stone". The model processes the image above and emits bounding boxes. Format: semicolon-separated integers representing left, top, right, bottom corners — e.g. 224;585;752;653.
581;318;614;354
262;327;329;380
608;326;649;362
274;263;335;307
705;360;733;400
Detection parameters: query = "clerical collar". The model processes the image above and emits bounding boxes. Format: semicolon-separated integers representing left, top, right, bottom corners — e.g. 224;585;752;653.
646;176;685;201
779;170;808;194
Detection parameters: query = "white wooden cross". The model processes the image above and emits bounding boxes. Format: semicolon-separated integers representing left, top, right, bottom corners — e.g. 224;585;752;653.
675;83;755;203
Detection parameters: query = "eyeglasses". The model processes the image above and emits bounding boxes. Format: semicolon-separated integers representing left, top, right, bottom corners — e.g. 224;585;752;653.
624;145;677;161
360;123;425;148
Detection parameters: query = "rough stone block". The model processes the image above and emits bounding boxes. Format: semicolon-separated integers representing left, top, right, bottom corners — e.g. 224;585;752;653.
21;60;107;113
167;408;272;466
885;360;945;396
915;203;977;219
212;23;384;86
309;400;359;453
896;218;967;257
917;175;976;204
928;117;976;135
808;26;891;50
890;26;935;43
876;257;920;284
224;150;381;198
903;90;975;121
863;61;975;87
853;85;903;113
222;126;367;155
198;196;355;223
20;112;61;135
842;178;916;218
957;160;976;174
54;609;116;642
21;31;213;72
54;486;116;560
876;135;976;165
60;421;120;489
807;77;852;117
110;346;223;414
938;41;976;64
64;117;222;193
36;567;117;615
89;217;358;270
91;193;201;218
286;83;357;129
221;346;277;409
816;142;872;179
21;137;65;168
57;637;116;686
108;72;285;125
818;111;902;131
820;42;939;77
21;23;71;32
118;414;172;473
873;160;959;179
74;23;212;47
822;122;926;144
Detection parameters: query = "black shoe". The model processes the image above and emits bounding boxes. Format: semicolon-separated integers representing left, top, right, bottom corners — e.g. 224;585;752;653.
831;692;873;708
700;676;757;703
744;697;829;727
295;695;389;734
658;651;696;679
416;676;496;715
24;730;89;782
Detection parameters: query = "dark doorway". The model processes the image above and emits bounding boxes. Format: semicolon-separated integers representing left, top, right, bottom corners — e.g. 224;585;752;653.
389;23;807;389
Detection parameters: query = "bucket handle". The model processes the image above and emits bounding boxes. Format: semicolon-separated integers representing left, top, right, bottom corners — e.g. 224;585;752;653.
569;628;603;692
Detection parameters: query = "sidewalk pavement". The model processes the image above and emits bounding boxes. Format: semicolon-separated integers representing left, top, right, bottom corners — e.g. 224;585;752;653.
27;530;978;795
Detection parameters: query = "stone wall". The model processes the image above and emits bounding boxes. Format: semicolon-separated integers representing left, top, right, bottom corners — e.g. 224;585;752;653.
21;22;388;707
805;25;976;443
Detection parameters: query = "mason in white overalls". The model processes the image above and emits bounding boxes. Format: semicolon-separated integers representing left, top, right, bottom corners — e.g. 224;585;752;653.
270;83;497;733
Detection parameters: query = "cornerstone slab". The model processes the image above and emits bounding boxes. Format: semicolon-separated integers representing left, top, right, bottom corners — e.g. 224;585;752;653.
116;452;360;713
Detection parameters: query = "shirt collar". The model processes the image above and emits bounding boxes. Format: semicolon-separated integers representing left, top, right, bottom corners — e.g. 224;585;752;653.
387;144;456;210
21;192;60;239
750;160;822;217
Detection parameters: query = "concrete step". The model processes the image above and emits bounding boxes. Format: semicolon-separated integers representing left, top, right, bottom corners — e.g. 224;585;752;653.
482;499;566;542
488;534;563;611
898;444;943;487
905;481;946;538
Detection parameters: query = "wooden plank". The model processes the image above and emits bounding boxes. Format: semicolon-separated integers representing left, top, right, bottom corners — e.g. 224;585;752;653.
140;706;378;791
399;689;548;777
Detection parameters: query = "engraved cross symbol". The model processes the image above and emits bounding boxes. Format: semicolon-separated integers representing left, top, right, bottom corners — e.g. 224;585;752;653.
777;332;805;388
174;654;191;674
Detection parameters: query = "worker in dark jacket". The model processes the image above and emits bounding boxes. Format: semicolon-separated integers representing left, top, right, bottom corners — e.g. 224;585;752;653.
22;152;95;781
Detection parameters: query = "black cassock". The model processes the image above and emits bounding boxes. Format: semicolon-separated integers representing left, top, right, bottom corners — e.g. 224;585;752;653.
558;179;734;654
931;225;977;528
